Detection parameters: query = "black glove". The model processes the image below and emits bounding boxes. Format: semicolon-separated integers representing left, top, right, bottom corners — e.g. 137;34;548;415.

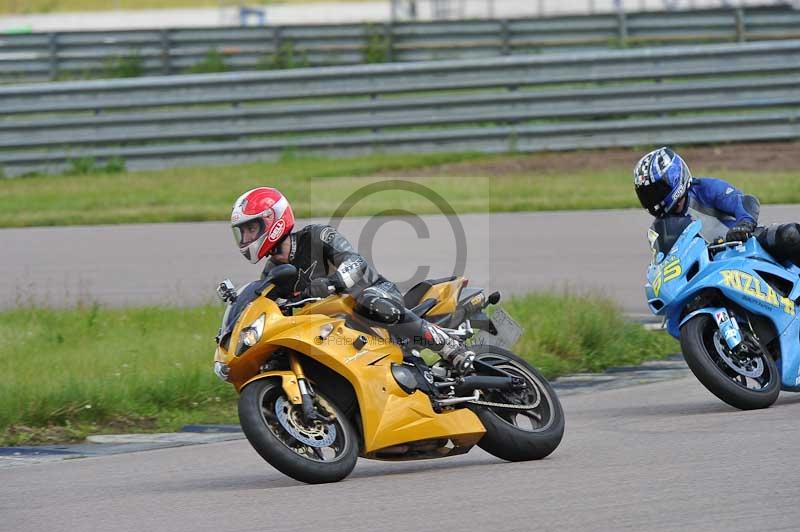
303;277;335;299
726;220;756;243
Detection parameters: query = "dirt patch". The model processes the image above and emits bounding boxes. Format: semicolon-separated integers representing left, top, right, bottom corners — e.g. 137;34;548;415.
2;416;159;446
387;141;800;177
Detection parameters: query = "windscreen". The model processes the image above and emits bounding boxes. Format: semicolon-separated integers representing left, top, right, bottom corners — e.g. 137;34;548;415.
217;281;262;349
223;282;261;331
216;265;298;348
649;215;693;259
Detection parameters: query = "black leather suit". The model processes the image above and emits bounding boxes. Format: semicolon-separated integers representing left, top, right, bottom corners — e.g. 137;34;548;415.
262;224;456;352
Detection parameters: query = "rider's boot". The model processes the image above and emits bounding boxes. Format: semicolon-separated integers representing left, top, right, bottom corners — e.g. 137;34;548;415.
438;337;476;375
394;319;476;375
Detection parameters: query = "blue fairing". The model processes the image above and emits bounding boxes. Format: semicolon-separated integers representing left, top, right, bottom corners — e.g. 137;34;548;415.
644;219;800;389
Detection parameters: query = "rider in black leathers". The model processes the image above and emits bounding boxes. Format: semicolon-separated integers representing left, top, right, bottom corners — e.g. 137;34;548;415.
263;223;476;373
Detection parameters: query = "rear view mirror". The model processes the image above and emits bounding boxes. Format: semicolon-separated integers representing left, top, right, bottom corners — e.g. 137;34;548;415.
257;263;298;297
270;264;298;285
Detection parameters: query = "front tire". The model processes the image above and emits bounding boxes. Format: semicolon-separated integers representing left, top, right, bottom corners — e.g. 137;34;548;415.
681;314;779;410
468;345;564;461
238;378;359;484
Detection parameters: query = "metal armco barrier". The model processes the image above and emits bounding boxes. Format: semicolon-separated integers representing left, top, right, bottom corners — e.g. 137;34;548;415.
0;40;799;176
0;6;798;82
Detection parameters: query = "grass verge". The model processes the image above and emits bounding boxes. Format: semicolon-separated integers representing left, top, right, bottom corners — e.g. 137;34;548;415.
0;304;237;446
503;292;677;377
0;293;676;446
1;151;799;228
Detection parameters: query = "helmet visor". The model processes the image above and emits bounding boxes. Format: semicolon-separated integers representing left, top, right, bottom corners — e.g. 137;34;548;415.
233;219;267;248
636;178;674;218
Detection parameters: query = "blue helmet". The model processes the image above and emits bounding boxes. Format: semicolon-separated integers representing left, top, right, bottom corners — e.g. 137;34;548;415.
633;147;692;218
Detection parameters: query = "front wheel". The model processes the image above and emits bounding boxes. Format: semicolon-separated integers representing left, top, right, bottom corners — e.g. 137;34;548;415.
238;378;359;484
680;314;779;410
468;345;564;461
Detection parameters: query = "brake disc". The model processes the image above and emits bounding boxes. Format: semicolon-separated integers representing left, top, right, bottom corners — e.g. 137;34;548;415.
274;396;337;448
713;332;764;378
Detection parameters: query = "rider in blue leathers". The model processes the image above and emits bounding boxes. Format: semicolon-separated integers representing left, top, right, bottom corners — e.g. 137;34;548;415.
633;147;800;266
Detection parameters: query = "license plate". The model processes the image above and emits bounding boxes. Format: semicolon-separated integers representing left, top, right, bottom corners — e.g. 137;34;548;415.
474;308;523;350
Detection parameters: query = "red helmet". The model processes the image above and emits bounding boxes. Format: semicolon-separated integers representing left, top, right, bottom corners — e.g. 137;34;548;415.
231;187;295;264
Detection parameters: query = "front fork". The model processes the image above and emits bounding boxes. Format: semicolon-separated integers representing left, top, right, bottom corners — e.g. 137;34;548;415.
288;353;314;417
710;306;744;351
288;353;333;423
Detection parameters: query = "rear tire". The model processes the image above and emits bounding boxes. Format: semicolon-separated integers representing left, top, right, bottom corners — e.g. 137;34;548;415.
468;346;564;461
238;378;359;484
681;314;779;410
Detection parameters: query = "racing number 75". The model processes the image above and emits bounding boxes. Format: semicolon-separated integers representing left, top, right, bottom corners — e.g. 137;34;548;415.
653;259;682;297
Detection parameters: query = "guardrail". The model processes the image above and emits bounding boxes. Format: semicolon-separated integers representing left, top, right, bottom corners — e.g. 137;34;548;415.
1;40;799;176
0;5;799;82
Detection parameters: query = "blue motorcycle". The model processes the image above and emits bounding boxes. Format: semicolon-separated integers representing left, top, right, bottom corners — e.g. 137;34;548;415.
645;216;800;410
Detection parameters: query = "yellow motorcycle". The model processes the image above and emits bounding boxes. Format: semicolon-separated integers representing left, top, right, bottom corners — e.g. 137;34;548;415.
212;264;564;484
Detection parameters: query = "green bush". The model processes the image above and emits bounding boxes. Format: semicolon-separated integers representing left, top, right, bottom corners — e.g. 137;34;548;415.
363;24;391;64
607;36;629;49
103;52;144;78
104;156;126;174
256;41;309;70
66;157;97;175
64;157;126;176
186;49;229;74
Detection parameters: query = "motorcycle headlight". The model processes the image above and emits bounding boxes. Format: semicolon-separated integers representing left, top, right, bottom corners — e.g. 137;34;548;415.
237;314;266;356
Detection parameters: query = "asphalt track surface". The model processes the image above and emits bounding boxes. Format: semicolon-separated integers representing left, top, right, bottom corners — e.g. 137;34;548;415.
2;205;797;314
5;373;800;532
5;206;800;531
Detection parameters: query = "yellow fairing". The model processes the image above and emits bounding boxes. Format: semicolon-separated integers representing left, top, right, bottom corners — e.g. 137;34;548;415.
216;290;485;455
295;294;357;318
421;277;464;316
361;379;485;457
242;371;303;405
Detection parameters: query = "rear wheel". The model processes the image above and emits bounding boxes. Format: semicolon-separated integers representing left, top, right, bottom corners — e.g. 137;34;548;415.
238;379;359;484
468;345;564;461
680;314;779;410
